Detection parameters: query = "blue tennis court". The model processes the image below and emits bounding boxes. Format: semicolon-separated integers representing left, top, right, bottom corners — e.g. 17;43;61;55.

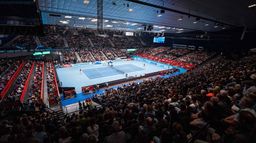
83;64;144;79
56;58;175;94
83;67;120;79
114;64;144;73
57;57;187;109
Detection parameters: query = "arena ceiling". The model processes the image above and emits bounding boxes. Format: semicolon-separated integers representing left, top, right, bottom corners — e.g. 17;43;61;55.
38;0;256;33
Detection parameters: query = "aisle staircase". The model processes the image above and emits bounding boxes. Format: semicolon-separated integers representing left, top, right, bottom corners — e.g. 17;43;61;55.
63;38;69;48
2;35;21;47
75;52;82;62
34;36;41;46
100;51;108;60
108;39;115;47
139;38;147;46
89;51;96;61
88;38;94;47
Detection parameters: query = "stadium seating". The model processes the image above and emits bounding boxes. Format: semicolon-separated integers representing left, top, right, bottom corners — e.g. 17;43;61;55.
1;26;256;143
46;62;60;106
0;53;255;143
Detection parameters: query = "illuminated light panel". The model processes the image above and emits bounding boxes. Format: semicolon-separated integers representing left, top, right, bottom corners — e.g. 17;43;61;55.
128;8;133;12
124;22;130;25
111;21;118;23
83;0;90;5
104;20;109;22
64;15;72;19
248;4;256;8
157;14;162;17
78;17;85;20
91;18;97;22
105;25;113;28
205;23;209;26
60;20;69;24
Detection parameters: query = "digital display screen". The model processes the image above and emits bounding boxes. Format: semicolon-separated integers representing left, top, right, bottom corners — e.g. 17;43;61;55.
127;49;137;52
125;32;134;36
33;51;50;56
153;37;165;43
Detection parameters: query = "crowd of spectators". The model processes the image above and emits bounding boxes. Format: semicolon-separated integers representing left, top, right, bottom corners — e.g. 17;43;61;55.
0;59;20;93
1;62;32;111
62;50;77;64
176;51;213;65
0;60;21;97
39;26;65;48
26;62;45;111
137;47;214;69
0;52;255;143
0;60;58;112
90;48;108;61
65;28;93;49
103;48;116;60
46;62;60;106
137;47;168;56
169;48;191;57
9;35;37;50
78;49;95;62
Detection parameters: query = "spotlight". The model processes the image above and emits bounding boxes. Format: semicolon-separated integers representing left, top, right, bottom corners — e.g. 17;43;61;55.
248;4;256;8
83;0;90;5
128;8;133;12
178;16;183;21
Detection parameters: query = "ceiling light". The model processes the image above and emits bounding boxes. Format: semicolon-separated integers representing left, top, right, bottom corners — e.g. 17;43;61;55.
60;20;69;24
178;28;184;31
153;25;159;28
104;20;109;22
178;16;183;21
111;21;118;24
157;14;162;17
91;18;97;22
83;0;90;5
137;27;143;30
78;17;85;20
65;16;72;19
166;27;171;29
248;4;256;8
172;27;176;30
105;25;113;28
159;26;165;29
128;8;133;12
124;22;130;25
205;23;209;26
131;23;138;26
214;25;218;28
222;27;226;29
193;21;198;24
